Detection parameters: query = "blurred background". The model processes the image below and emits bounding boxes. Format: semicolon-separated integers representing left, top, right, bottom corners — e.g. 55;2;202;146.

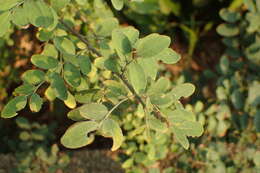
0;0;259;172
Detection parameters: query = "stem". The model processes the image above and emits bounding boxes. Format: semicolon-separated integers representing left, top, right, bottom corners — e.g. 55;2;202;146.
59;20;166;122
113;72;146;109
59;19;146;108
104;97;129;120
59;19;102;57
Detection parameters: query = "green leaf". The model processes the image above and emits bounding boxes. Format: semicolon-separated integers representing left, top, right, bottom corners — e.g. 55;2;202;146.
0;11;11;37
172;83;195;100
94;18;119;37
64;91;77;109
231;89;244;110
254;110;260;133
104;80;128;97
216;23;239;37
51;0;71;11
61;121;99;149
137;57;158;80
79;103;108;121
111;0;124;10
0;0;22;11
101;118;124;151
128;62;147;94
1;96;27;118
112;29;132;58
167;109;203;149
67;108;86;121
49;73;68;100
31;55;59;70
78;55;91;75
54;37;76;55
24;0;55;28
120;27;139;46
29;93;43;112
147;114;168;133
136;33;171;58
42;44;58;58
150;93;174;108
148;77;170;95
11;5;29;27
64;63;81;88
219;8;241;23
14;84;35;95
22;70;45;85
75;89;100;104
171;126;189;149
15;117;31;130
153;48;181;64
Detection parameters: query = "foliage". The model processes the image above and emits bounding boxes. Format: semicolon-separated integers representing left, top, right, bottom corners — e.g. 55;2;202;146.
0;0;203;153
0;117;70;173
0;0;259;173
216;0;260;134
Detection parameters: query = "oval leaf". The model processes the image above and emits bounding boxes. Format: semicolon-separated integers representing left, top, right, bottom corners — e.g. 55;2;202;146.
21;70;45;85
31;55;58;69
29;93;43;112
54;36;76;55
101;118;124;151
64;63;81;88
79;103;108;121
1;96;27;118
61;121;99;149
128;62;147;94
136;33;171;58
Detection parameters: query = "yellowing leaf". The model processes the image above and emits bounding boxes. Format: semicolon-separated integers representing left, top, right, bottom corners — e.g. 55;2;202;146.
1;96;27;118
101;118;124;151
61;121;98;149
29;93;43;112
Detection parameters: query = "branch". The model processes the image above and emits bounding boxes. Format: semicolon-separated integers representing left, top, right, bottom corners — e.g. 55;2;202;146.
59;20;168;123
114;72;146;108
59;19;146;107
59;19;102;57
